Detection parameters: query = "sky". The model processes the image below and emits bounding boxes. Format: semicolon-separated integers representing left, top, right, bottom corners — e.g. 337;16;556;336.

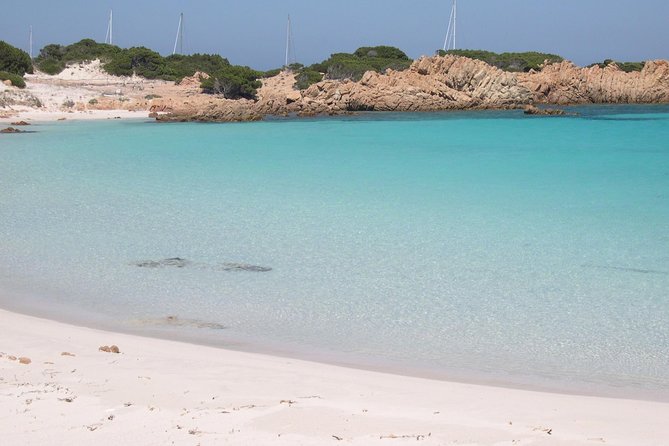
1;0;668;70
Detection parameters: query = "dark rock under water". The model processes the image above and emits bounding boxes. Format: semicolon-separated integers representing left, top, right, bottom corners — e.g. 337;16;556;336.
134;258;191;268
131;258;272;272
136;315;227;330
217;263;273;272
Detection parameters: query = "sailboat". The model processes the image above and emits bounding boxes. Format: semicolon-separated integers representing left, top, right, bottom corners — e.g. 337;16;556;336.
284;15;296;69
442;0;457;52
104;9;113;45
172;13;184;55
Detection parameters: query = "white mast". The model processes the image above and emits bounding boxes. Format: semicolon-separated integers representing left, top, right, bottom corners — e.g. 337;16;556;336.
29;25;33;59
453;0;457;50
285;15;291;67
105;9;113;44
442;0;457;52
173;13;184;55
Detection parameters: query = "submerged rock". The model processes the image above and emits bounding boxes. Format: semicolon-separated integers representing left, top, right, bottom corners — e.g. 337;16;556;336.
218;263;273;272
523;105;567;116
1;127;23;133
131;258;272;272
138;315;227;330
134;257;191;268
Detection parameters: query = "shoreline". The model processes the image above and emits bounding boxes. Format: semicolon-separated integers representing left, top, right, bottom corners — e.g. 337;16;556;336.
2;307;668;445
3;295;668;406
0;109;150;124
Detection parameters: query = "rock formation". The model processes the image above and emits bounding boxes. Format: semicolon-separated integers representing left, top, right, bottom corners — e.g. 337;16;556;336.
122;55;669;122
519;60;669;104
523;105;566;116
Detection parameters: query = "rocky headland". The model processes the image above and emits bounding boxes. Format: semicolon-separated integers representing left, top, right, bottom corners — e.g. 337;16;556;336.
154;55;669;122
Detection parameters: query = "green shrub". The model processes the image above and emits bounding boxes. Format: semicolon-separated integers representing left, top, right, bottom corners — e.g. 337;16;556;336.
201;65;263;99
32;38;264;99
353;46;409;60
308;46;412;82
294;69;323;90
0;41;33;75
37;58;65;75
104;47;165;78
0;70;26;88
144;94;162;100
62;99;75;108
88;98;98;104
589;59;645;73
438;49;564;72
35;39;120;74
161;53;232;82
263;68;282;78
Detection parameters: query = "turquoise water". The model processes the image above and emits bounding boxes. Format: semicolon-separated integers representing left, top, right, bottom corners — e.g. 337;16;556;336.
1;106;668;399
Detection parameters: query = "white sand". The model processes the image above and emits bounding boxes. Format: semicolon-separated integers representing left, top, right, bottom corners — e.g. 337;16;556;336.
1;308;667;445
0;109;149;123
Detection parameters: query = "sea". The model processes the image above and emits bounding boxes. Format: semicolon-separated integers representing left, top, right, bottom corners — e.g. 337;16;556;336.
1;105;668;400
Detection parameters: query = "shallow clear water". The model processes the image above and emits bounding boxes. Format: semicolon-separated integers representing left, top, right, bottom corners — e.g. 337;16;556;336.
1;106;668;399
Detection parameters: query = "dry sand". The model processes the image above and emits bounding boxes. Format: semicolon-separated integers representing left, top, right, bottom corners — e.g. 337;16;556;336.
1;308;667;445
0;60;189;124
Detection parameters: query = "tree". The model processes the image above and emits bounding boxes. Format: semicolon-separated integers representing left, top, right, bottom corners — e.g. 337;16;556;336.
0;40;33;75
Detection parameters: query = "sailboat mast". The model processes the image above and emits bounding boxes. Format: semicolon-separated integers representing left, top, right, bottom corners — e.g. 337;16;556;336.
453;0;457;50
29;25;33;59
110;10;113;45
285;15;291;67
442;0;457;52
442;3;454;51
180;13;184;54
173;13;184;55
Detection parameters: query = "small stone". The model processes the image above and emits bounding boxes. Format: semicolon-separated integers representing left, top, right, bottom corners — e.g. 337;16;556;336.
98;345;119;353
61;352;76;357
19;357;31;365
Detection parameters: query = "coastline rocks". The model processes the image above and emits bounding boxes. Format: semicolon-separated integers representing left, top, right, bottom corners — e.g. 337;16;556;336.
155;55;669;123
519;60;669;104
523;105;567;116
1;127;23;133
10;120;30;126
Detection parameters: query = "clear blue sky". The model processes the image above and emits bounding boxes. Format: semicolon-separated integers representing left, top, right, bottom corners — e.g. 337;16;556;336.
1;0;668;69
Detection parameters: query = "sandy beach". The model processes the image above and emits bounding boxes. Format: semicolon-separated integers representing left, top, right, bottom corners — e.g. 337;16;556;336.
1;308;667;445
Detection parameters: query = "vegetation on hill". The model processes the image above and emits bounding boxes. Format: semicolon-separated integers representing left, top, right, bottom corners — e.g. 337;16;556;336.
309;45;412;82
588;59;645;73
437;49;564;72
0;71;26;88
0;40;33;76
277;45;412;90
33;39;263;99
200;65;263;100
35;39;120;74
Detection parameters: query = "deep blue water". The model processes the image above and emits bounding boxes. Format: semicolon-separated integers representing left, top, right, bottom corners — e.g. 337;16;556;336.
1;105;668;399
